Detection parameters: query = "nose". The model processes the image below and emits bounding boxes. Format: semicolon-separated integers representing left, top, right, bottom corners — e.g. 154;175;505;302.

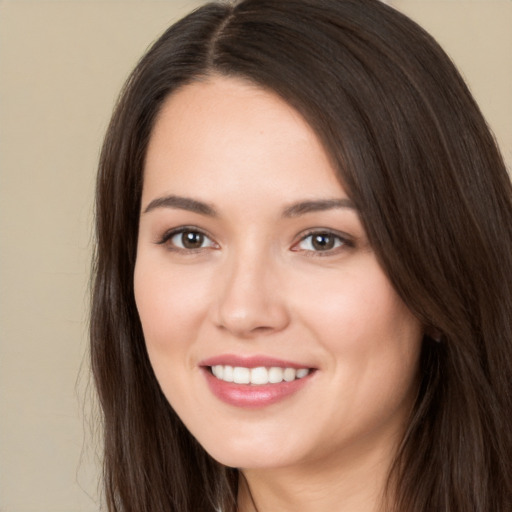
213;251;290;338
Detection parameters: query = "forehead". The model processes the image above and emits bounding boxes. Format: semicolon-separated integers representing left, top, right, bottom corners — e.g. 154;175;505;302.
143;75;344;203
147;75;321;162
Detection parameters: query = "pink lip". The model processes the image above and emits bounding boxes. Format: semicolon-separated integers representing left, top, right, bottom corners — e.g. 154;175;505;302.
199;354;315;409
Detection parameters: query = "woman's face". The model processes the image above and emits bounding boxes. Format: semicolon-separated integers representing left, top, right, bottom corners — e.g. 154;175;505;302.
134;76;423;471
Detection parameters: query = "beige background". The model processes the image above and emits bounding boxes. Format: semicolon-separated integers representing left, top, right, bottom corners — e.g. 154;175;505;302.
0;1;510;510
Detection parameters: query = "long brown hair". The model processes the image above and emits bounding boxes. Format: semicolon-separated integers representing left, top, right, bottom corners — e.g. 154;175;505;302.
91;0;512;510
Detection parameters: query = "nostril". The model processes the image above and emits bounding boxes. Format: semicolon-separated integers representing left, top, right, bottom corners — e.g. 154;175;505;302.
251;326;275;333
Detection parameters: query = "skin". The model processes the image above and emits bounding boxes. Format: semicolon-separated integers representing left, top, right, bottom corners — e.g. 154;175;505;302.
134;75;424;512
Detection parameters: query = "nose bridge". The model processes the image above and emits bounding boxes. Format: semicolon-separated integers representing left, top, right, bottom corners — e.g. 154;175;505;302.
214;242;289;336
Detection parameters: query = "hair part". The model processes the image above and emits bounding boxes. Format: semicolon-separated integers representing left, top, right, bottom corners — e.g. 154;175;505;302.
91;1;512;510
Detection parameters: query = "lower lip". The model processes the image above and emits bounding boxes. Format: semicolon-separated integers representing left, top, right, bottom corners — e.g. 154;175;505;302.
202;368;313;408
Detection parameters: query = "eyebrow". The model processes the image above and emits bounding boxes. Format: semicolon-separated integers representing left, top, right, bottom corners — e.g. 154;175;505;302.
282;198;356;217
143;195;218;216
142;194;356;217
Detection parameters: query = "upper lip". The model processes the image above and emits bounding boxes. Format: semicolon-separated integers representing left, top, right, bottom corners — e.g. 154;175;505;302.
199;354;314;369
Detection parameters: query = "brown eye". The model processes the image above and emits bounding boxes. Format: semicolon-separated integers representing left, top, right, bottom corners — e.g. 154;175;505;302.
181;231;205;249
311;233;336;251
294;231;351;254
166;229;216;250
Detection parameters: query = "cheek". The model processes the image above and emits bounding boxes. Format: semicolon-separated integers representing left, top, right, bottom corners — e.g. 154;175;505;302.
291;258;423;397
133;259;213;415
133;259;211;355
292;259;420;346
297;269;422;445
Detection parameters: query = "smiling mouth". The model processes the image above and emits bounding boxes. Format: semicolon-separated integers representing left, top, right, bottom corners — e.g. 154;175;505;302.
209;365;312;385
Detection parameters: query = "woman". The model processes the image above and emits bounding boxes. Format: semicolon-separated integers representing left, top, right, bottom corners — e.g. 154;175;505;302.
90;0;512;510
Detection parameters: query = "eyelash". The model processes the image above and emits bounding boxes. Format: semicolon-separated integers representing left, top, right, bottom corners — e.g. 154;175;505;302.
156;227;354;255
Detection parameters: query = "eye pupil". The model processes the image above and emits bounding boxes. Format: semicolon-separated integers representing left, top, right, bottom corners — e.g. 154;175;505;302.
312;233;334;251
182;231;204;249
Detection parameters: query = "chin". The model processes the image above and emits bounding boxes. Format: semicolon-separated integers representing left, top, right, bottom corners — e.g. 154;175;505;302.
196;430;301;470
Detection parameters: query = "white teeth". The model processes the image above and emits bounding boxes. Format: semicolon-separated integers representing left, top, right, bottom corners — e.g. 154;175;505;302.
296;368;309;379
250;367;268;385
268;367;284;383
212;365;223;379
283;368;296;382
223;365;234;382
233;367;250;384
210;365;310;385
